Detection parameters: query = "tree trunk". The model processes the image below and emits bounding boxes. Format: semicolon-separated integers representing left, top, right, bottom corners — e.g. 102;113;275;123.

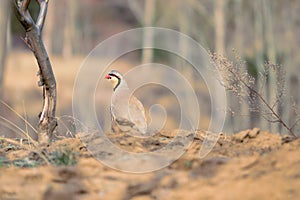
214;0;226;55
254;0;269;130
0;0;10;99
63;0;77;58
233;0;243;52
142;0;156;63
262;0;278;133
178;1;191;77
27;28;57;143
11;0;57;144
233;0;250;131
282;1;299;133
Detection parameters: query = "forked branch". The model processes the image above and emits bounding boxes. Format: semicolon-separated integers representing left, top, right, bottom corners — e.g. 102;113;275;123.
11;0;57;144
36;0;48;31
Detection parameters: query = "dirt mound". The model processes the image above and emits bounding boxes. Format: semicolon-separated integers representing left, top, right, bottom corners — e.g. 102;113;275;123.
0;129;300;200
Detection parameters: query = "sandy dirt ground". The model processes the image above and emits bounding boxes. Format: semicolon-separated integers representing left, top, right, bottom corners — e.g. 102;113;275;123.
0;128;300;200
2;53;300;200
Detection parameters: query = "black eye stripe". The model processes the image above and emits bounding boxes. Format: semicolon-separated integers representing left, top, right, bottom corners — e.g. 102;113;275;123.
109;73;121;91
109;73;120;79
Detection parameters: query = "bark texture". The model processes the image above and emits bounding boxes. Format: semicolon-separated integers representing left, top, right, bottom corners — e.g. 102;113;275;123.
11;0;57;144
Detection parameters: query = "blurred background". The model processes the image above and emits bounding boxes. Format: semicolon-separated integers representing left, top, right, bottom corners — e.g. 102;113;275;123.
0;0;299;138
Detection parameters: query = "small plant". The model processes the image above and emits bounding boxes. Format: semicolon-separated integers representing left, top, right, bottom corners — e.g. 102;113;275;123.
210;52;298;137
184;160;193;169
50;148;78;166
3;144;18;151
0;156;5;167
12;158;39;168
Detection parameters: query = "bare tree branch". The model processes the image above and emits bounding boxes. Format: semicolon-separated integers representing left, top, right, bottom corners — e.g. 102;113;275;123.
35;0;48;31
261;115;280;123
21;0;31;12
11;0;34;31
11;0;57;144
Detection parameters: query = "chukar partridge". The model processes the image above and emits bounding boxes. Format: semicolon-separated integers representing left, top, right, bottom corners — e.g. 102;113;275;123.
105;70;147;135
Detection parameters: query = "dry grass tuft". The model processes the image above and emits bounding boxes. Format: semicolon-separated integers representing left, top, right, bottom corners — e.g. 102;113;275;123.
210;51;297;137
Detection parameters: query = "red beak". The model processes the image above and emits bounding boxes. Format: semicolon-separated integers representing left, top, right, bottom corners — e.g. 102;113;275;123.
105;74;111;79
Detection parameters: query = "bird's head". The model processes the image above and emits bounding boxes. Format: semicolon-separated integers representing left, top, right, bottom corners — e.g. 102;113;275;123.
105;70;123;91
